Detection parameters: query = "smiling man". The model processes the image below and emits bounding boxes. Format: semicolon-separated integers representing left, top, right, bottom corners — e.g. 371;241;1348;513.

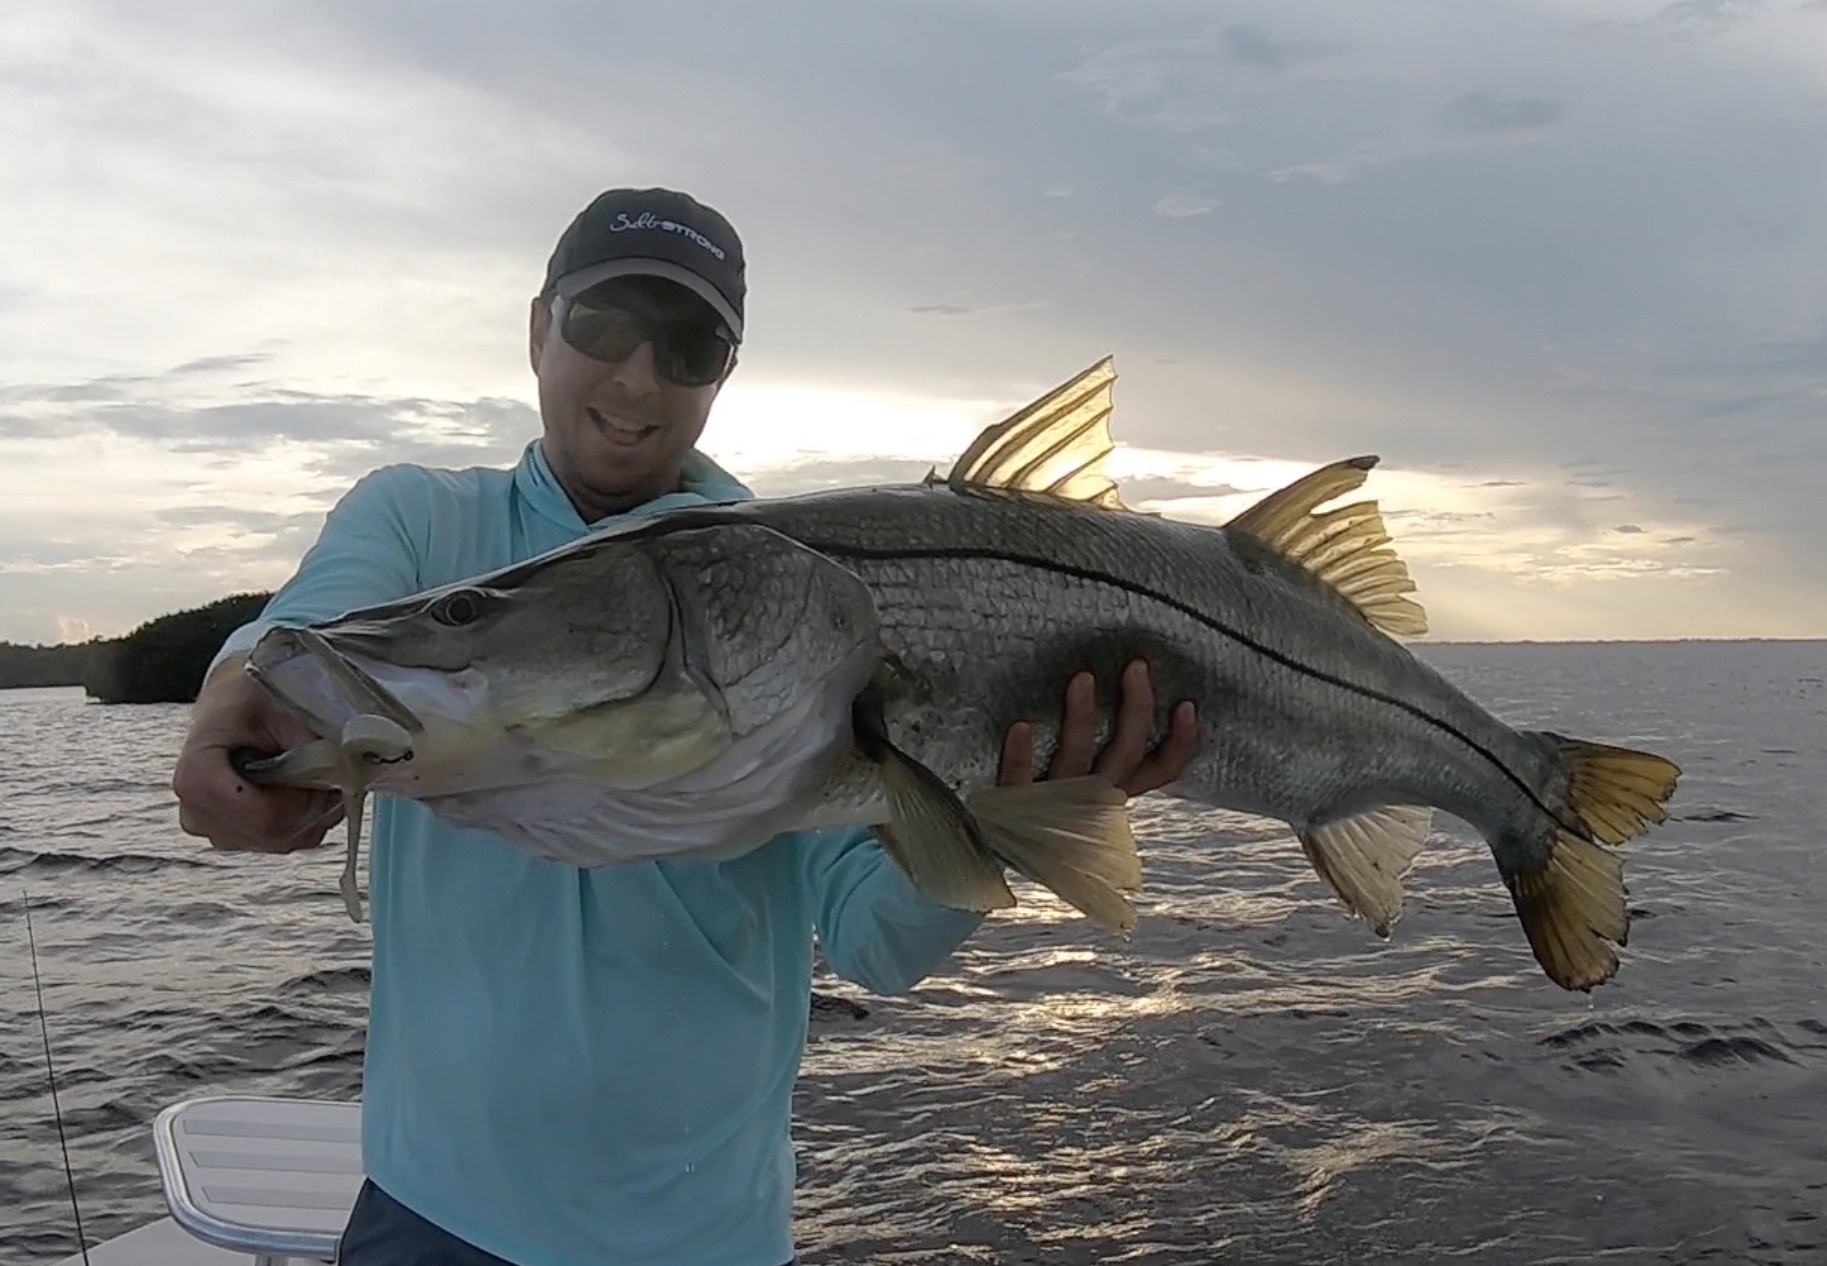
530;190;749;518
171;186;1198;1266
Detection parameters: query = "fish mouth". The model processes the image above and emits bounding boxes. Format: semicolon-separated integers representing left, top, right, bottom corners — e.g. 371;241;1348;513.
247;625;426;743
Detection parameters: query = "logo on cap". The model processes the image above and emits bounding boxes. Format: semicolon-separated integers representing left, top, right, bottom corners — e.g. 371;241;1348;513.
608;211;728;261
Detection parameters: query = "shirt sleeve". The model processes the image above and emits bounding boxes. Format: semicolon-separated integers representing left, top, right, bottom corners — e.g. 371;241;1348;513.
799;824;987;995
210;466;428;673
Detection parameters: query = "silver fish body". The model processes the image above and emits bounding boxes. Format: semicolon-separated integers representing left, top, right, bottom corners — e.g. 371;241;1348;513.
244;360;1680;990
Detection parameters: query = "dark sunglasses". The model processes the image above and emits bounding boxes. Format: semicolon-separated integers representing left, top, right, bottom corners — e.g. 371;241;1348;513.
553;279;737;388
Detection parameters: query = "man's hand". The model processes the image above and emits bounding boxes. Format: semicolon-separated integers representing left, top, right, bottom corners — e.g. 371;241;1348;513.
998;659;1199;795
171;655;343;853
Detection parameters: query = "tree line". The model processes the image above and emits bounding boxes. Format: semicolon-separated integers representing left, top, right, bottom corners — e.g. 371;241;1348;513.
0;593;273;703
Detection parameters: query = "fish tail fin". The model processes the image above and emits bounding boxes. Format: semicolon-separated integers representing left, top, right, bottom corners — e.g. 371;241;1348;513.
1540;734;1683;846
1297;804;1433;936
1500;734;1681;990
968;776;1142;935
1502;829;1629;992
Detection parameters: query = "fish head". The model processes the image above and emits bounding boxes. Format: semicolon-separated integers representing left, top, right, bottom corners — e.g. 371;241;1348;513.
246;537;739;797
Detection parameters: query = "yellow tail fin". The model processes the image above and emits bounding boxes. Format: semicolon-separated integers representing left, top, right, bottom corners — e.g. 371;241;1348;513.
1554;737;1682;846
1507;831;1630;991
1506;735;1681;990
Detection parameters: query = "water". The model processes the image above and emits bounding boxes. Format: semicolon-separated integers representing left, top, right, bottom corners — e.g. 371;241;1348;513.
1;640;1823;1264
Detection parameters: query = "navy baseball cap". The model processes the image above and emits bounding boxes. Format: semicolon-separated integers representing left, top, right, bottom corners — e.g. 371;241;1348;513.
542;187;746;340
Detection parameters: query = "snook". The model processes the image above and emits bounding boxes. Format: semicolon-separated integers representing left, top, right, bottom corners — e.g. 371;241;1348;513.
242;359;1681;992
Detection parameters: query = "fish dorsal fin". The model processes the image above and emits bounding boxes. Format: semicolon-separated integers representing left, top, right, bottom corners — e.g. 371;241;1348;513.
1227;456;1429;638
944;357;1126;509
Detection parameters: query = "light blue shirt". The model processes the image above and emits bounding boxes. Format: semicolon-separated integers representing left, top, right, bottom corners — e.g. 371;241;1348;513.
214;439;984;1266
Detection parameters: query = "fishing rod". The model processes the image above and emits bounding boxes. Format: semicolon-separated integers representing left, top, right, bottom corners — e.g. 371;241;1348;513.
23;889;91;1266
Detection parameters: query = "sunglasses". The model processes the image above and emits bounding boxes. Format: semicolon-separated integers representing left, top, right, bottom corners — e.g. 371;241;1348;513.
553;278;737;388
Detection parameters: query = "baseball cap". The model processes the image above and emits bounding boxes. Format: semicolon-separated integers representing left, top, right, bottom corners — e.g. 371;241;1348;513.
542;187;746;341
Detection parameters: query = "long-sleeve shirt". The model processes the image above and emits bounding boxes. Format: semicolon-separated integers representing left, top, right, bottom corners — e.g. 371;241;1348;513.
212;438;986;1266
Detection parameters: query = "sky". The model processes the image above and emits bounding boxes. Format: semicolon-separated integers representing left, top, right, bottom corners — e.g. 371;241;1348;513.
2;0;1824;645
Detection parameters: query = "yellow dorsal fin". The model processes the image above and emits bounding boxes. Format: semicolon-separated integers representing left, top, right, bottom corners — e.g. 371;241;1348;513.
1228;456;1429;638
944;357;1126;509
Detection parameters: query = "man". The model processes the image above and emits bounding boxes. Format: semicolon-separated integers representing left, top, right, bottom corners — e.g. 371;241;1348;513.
172;187;1198;1266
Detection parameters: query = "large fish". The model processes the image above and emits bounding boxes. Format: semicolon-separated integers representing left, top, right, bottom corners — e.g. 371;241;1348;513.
240;359;1680;991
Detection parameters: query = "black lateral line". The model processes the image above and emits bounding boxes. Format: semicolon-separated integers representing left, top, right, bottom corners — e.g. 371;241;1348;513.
816;541;1567;827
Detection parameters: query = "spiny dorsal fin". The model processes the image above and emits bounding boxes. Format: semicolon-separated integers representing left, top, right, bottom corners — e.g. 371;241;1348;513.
944;357;1126;509
1227;456;1428;638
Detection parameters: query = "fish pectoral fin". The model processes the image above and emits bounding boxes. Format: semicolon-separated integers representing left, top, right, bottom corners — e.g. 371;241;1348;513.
852;682;1012;913
967;776;1142;935
1226;457;1428;639
1297;804;1433;937
1503;830;1629;992
942;357;1128;510
873;745;1016;914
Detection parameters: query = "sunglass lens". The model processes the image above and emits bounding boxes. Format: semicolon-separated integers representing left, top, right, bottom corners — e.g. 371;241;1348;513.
561;293;733;387
657;327;734;387
562;300;646;364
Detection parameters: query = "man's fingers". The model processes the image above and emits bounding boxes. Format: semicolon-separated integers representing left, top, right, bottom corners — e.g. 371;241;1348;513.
999;721;1037;786
1045;672;1100;779
1118;699;1200;796
1092;659;1157;783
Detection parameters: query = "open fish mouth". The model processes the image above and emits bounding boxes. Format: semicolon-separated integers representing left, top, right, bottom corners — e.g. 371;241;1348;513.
246;626;424;745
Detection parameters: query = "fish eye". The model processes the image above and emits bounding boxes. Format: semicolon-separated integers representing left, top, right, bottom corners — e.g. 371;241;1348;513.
432;589;485;627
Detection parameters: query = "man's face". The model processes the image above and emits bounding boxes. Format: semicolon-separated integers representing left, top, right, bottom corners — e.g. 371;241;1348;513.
529;275;735;523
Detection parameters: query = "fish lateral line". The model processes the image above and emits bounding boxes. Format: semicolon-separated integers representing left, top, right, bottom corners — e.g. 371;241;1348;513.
813;538;1565;827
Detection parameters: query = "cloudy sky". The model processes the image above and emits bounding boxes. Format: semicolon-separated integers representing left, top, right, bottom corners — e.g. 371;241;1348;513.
3;0;1824;645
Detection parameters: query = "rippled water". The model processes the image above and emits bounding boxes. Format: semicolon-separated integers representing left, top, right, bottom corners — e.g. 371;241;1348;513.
2;640;1824;1264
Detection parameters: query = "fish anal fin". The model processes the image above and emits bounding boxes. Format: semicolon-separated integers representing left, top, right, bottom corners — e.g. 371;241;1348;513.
967;776;1142;935
1227;457;1429;639
944;358;1127;509
1539;733;1682;846
1504;831;1628;992
1296;804;1432;937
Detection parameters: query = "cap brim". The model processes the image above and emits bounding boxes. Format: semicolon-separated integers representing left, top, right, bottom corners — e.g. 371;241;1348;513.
552;258;743;341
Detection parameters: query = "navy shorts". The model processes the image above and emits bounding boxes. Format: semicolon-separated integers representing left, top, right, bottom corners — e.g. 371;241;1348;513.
335;1179;797;1265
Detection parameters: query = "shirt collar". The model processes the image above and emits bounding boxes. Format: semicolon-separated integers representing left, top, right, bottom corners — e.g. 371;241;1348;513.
515;438;754;532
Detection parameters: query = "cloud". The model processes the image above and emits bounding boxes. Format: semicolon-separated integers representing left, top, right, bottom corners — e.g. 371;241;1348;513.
1219;23;1337;73
1153;193;1220;218
0;360;535;460
1654;0;1766;31
1274;87;1569;184
1060;22;1340;135
1;0;1824;642
1437;91;1567;138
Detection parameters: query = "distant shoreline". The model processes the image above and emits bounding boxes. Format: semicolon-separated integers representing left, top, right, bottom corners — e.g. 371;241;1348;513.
0;593;270;702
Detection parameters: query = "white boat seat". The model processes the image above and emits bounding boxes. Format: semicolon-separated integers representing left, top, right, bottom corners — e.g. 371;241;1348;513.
153;1096;363;1265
